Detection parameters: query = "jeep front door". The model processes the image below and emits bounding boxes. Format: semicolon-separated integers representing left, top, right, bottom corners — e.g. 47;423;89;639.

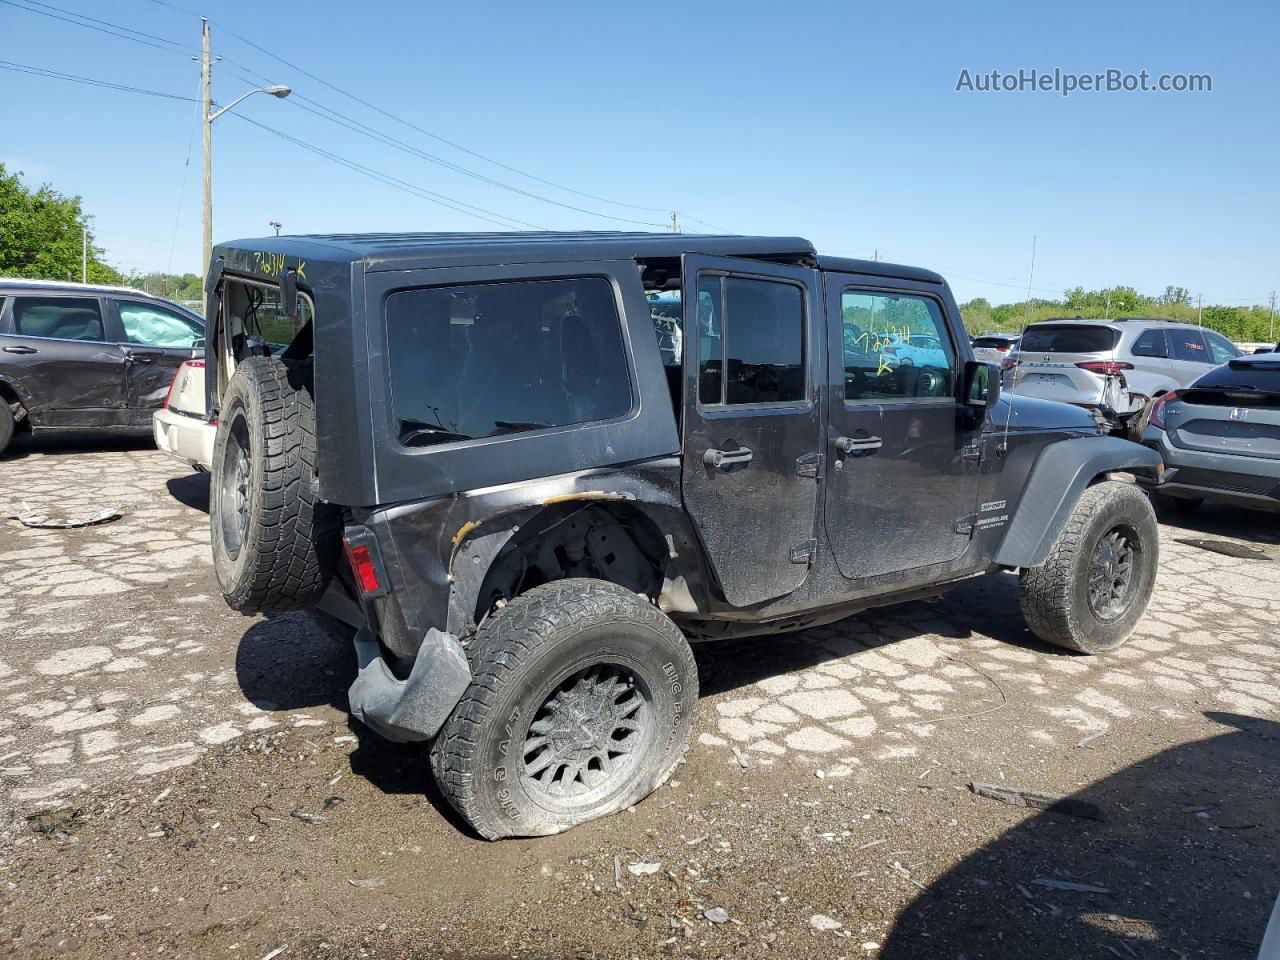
680;256;821;607
824;278;981;579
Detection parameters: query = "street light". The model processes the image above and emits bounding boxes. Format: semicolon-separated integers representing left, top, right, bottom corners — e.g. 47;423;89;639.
200;18;291;299
269;220;282;236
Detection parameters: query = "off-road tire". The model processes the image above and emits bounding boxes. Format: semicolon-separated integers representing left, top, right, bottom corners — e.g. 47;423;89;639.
0;401;14;456
1154;492;1203;516
1019;480;1159;655
431;579;697;840
210;356;340;613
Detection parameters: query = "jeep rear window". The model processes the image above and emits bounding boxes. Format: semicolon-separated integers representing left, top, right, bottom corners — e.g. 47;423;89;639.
1019;325;1118;354
386;277;632;447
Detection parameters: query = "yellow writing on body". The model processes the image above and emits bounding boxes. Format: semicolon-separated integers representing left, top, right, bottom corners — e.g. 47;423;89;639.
251;251;307;282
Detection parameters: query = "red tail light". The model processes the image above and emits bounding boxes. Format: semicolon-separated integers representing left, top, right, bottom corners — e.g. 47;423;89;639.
995;344;1010;353
1148;391;1178;429
1075;361;1134;376
344;542;382;594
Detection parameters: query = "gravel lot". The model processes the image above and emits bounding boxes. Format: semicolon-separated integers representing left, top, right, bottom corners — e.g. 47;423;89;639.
1;434;1278;959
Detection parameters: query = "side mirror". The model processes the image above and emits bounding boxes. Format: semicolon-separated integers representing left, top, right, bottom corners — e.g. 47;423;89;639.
963;360;1001;410
279;267;298;321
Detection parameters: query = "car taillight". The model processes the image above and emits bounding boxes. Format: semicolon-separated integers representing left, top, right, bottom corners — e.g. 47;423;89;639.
1148;390;1178;429
1075;361;1135;376
995;344;1010;353
162;359;203;409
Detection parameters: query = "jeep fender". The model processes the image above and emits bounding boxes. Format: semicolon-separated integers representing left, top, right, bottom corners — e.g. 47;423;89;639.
994;436;1162;569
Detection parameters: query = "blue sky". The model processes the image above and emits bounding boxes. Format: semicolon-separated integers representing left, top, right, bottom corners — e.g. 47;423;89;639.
2;0;1276;306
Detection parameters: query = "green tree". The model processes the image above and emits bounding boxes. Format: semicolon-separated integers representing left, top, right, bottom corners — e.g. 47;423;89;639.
0;162;122;284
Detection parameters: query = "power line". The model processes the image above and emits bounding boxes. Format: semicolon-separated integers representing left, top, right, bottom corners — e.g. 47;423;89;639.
0;59;197;102
0;0;191;54
143;0;705;223
1;57;542;230
231;114;548;231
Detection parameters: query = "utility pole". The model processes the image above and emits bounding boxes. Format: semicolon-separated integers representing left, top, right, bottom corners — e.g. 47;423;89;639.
1269;290;1276;343
200;17;212;303
81;226;87;283
669;211;680;233
1197;293;1203;326
873;249;879;262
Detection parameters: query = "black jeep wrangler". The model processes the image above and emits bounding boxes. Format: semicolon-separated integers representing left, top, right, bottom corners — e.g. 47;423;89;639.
204;232;1162;839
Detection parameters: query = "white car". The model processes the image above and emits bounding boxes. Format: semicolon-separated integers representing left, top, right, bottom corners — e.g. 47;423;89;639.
1008;317;1242;436
153;358;215;470
971;333;1021;367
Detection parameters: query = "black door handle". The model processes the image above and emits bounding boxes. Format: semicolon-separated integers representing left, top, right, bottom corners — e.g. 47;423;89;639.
703;446;754;469
836;435;883;454
3;345;37;355
126;352;162;364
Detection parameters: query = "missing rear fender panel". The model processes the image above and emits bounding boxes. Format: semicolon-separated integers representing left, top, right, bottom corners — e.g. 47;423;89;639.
472;503;671;623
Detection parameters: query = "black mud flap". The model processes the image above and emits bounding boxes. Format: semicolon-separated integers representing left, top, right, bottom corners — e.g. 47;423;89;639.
347;626;471;742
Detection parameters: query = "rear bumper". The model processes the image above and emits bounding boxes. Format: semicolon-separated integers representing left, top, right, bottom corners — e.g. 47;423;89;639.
153;409;215;470
1138;426;1280;511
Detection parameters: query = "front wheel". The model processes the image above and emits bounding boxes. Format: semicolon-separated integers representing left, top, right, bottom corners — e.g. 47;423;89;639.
430;579;697;839
1019;480;1159;654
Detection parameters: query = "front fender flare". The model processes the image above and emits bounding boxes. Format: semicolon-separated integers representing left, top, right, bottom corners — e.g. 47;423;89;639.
994;436;1161;569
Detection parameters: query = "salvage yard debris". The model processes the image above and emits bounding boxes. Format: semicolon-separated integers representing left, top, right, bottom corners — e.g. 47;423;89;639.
969;781;1107;821
4;504;122;528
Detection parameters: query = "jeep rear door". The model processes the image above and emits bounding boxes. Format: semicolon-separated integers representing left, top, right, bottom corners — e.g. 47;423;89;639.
823;276;981;579
680;255;821;607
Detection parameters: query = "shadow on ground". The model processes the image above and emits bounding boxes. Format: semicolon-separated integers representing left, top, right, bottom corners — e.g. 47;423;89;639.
878;712;1280;959
0;431;154;460
1155;500;1280;545
166;471;210;512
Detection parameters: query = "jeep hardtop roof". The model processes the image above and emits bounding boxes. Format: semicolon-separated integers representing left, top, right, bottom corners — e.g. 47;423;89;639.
215;231;945;284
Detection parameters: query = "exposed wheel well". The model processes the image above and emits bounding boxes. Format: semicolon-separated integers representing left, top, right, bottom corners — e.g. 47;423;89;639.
473;502;671;624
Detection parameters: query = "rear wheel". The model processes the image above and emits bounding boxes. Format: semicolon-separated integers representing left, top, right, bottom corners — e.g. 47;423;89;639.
210;356;340;613
1020;480;1159;654
431;579;697;839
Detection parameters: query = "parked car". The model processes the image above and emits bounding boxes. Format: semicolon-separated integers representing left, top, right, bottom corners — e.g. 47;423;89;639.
880;332;950;369
201;231;1160;839
0;279;204;455
1138;352;1280;514
971;333;1021;367
1008;317;1242;438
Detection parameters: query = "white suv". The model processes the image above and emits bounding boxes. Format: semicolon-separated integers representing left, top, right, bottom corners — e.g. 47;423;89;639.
1009;318;1242;437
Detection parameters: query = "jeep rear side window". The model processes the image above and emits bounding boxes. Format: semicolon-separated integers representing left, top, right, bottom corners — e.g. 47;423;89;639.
696;275;804;406
841;290;955;401
386;277;631;446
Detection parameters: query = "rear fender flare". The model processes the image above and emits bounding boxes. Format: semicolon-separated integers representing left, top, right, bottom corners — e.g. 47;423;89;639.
994;436;1162;569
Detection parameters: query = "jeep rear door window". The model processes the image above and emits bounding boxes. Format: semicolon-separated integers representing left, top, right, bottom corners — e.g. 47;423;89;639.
386;277;631;446
1169;327;1210;363
697;275;804;406
1019;325;1118;354
12;296;105;341
840;290;955;401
